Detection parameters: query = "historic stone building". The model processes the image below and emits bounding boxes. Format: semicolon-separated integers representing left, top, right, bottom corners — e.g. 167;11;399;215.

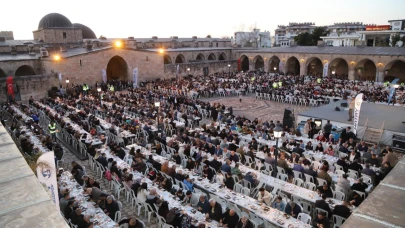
1;13;405;101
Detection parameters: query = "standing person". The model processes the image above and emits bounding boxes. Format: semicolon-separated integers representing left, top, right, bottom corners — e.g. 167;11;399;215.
239;93;242;102
304;119;312;139
48;120;57;142
323;120;332;139
348;96;355;121
310;118;316;139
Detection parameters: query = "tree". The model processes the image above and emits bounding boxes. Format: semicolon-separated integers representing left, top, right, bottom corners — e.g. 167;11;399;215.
294;32;312;46
294;27;329;46
391;34;401;47
311;27;329;45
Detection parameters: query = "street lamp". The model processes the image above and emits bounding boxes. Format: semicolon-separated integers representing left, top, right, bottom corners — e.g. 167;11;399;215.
114;40;122;48
273;125;283;177
228;64;231;74
154;102;160;107
274;67;277;73
97;87;101;93
66;78;69;84
187;68;190;75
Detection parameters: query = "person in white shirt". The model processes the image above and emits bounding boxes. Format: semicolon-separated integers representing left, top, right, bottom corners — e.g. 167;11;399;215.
257;187;273;206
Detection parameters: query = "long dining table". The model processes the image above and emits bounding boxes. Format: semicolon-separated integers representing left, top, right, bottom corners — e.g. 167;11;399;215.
121;144;310;228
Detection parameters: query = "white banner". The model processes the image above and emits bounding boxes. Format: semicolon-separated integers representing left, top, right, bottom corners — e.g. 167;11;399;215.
58;73;62;84
279;61;284;73
36;152;59;211
102;69;107;83
133;67;138;88
176;65;179;78
353;93;364;135
323;62;329;77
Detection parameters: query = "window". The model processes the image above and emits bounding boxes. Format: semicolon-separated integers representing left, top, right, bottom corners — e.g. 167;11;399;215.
146;56;149;61
63;32;67;39
216;42;218;47
79;60;82;66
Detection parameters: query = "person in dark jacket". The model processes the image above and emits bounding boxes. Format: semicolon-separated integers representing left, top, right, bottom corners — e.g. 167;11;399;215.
312;211;330;228
220;209;239;228
315;194;332;218
332;200;352;219
224;172;235;190
202;165;214;181
323;120;333;139
284;201;302;218
208;199;223;221
197;195;210;214
118;217;143;228
105;196;120;220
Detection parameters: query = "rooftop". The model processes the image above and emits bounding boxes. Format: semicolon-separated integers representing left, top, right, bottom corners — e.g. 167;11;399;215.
241;46;405;56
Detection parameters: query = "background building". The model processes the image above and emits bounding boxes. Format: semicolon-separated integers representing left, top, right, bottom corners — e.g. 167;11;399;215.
233;29;271;48
320;22;365;47
274;22;317;47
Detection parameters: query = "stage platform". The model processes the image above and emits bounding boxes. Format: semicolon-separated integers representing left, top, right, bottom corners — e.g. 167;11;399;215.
297;100;405;146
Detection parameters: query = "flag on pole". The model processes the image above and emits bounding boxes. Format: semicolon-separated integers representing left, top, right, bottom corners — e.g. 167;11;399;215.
102;69;107;83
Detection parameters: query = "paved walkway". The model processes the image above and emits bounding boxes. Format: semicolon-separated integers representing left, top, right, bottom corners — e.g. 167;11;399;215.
202;94;311;123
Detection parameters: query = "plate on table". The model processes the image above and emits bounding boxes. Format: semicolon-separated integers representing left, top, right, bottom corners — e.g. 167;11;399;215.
197;178;204;181
277;219;285;225
283;213;290;219
204;185;210;188
211;189;217;192
192;219;198;224
206;218;212;222
288;224;299;228
224;195;231;199
249;205;257;210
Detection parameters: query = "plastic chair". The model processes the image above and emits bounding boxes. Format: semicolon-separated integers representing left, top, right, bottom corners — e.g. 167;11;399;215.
234;183;243;193
333;191;346;201
241;187;250;196
294;178;304;187
297;213;312;224
114;211;122;222
315;207;329;219
333;214;346;228
305;182;316;191
277;173;288;182
354;190;366;200
316;178;328;187
300;201;313;215
293;170;303;180
304;174;314;183
144;203;155;223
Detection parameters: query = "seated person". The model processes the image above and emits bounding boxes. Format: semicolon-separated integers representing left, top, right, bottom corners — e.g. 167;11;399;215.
284;201;302;218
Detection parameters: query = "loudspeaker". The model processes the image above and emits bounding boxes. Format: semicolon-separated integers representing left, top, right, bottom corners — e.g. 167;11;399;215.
283;118;294;129
341;102;348;107
393;135;405;152
283;108;293;118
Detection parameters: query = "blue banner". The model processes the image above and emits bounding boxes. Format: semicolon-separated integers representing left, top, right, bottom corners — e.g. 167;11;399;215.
388;78;399;104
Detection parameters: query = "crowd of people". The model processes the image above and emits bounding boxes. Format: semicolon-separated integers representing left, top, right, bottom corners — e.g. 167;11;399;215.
1;70;402;228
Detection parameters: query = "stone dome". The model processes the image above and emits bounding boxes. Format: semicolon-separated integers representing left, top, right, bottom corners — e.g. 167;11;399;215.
38;13;72;30
72;23;97;39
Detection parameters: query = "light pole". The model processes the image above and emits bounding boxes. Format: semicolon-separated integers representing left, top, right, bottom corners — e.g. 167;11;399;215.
274;67;277;73
228;64;231;75
187;68;190;76
273;125;283;177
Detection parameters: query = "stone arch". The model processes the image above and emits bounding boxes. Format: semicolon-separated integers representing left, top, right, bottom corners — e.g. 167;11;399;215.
240;55;249;72
218;52;226;61
305;57;323;76
384;59;405;82
0;68;6;77
253;55;264;71
355;59;376;81
286;56;300;75
106;55;128;81
196;53;205;61
15;65;36;76
207;53;216;61
175;54;185;63
268;56;280;73
163;55;172;64
329;58;349;79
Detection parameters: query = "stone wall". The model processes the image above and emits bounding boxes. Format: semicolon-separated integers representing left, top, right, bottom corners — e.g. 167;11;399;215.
0;74;59;102
163;60;237;78
33;28;83;44
0;59;44;77
42;48;166;86
237;51;405;81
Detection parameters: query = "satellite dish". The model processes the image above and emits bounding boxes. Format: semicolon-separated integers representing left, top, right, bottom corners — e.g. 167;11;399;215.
397;40;403;47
